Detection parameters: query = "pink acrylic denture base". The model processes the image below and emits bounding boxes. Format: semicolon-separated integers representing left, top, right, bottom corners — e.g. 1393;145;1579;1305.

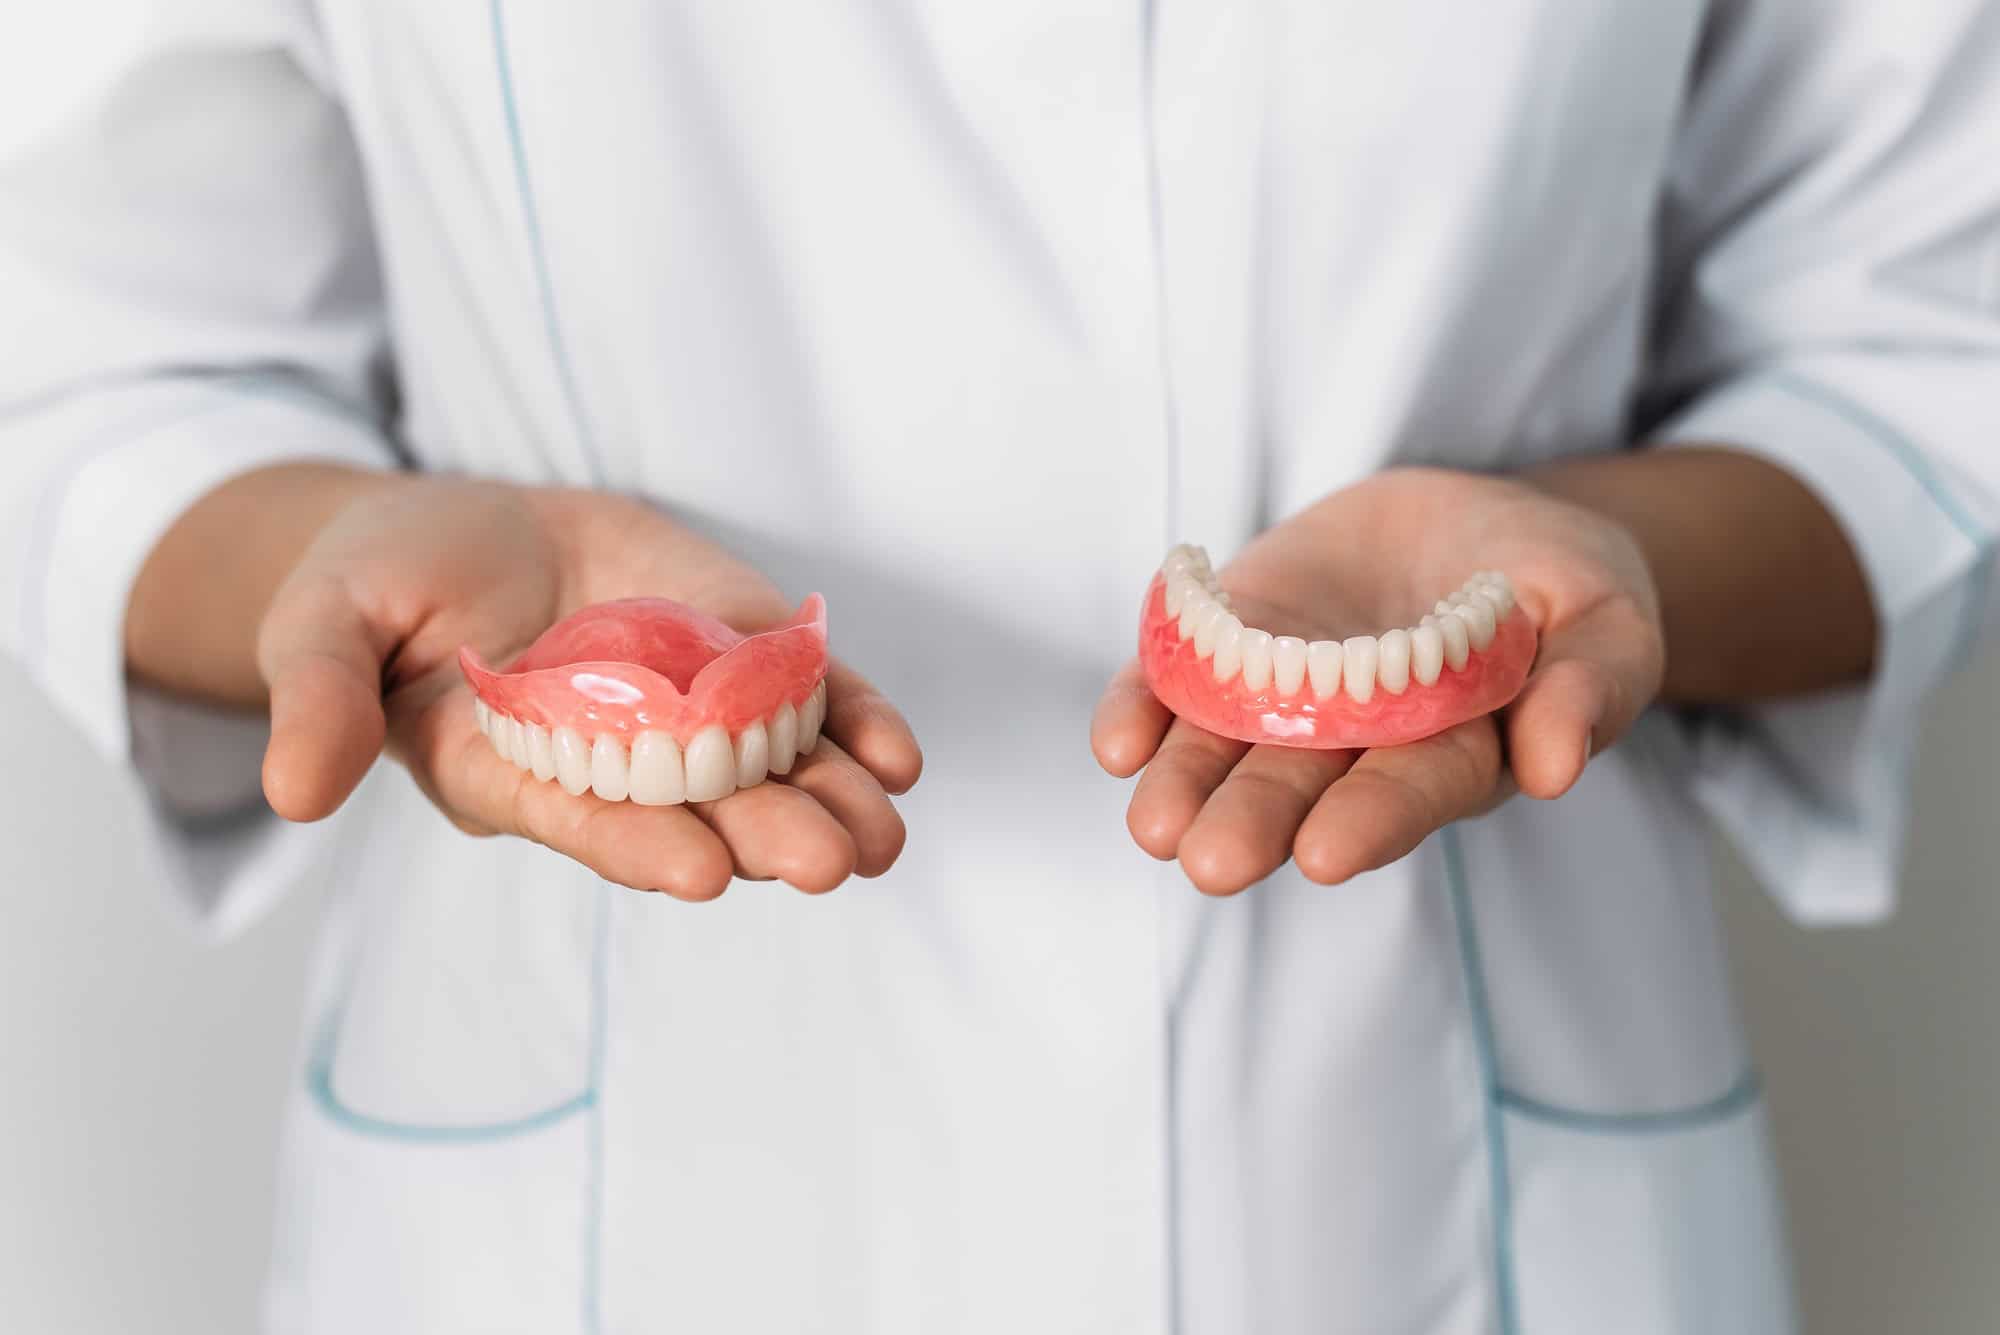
459;595;828;744
1137;574;1536;749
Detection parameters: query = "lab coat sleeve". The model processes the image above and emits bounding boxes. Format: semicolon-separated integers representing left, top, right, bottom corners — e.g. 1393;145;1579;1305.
1639;0;2000;923
0;6;401;935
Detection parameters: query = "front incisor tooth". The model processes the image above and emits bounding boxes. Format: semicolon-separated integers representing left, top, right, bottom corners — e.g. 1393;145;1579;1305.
1377;628;1412;694
734;720;771;788
1341;636;1379;703
1272;636;1309;696
1435;611;1471;671
1210;615;1246;682
1411;623;1445;686
1455;599;1497;651
553;727;592;796
1237;628;1274;691
766;701;800;775
527;723;557;781
628;731;686;805
1306;640;1343;700
590;734;630;801
684;725;737;802
507;716;533;769
1192;601;1229;657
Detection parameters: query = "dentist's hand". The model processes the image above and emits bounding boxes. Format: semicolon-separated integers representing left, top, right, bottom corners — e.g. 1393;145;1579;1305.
1091;467;1663;894
128;465;921;899
1091;451;1878;895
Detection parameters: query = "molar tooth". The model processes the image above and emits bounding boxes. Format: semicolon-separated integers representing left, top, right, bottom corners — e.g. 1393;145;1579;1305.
1307;640;1344;701
628;731;686;805
735;720;771;788
1411;623;1445;686
527;723;557;782
553;727;592;796
1341;636;1379;703
684;725;738;802
767;701;800;775
1272;636;1309;696
1472;573;1515;617
1377;629;1412;695
1435;611;1471;671
1211;615;1246;682
1192;601;1229;657
798;681;827;755
1455;599;1497;651
1238;628;1274;691
590;734;630;802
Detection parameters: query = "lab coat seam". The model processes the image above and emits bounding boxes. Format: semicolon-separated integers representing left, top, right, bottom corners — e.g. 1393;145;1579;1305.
1439;826;1521;1335
1494;1068;1762;1135
490;0;606;489
1764;365;1998;660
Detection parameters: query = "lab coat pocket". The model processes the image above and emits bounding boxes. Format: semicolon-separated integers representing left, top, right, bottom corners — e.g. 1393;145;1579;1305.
304;779;604;1138
1504;1087;1797;1334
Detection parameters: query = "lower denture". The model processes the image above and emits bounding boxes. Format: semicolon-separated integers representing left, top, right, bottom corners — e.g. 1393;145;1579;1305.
460;595;829;804
1140;544;1535;749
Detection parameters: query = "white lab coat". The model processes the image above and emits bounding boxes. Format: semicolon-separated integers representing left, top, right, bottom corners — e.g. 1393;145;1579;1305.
3;2;1997;1331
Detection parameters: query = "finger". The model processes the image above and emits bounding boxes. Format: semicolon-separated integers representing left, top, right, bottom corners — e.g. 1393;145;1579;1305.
1176;745;1360;896
780;737;908;878
1506;597;1659;800
1125;719;1251;861
822;659;923;795
1090;659;1173;778
1293;721;1502;886
692;781;858;895
409;690;736;900
256;572;389;822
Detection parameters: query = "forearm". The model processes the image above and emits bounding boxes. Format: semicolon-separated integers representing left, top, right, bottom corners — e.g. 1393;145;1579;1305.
124;462;402;709
1527;446;1875;704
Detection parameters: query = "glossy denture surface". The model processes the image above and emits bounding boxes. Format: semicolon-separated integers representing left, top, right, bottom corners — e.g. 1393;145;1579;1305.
459;595;830;803
1139;545;1535;749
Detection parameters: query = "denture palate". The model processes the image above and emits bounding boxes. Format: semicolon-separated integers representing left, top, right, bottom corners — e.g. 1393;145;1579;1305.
1139;542;1532;750
1159;545;1516;704
458;594;830;805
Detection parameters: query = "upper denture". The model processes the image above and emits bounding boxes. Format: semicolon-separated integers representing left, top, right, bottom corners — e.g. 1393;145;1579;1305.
1139;545;1534;749
460;595;829;805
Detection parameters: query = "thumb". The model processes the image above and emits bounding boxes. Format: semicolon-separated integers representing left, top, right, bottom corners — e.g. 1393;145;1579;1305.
257;571;389;821
1503;596;1661;800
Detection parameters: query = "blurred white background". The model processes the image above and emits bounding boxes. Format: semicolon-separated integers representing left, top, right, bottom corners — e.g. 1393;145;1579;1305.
2;652;1998;1332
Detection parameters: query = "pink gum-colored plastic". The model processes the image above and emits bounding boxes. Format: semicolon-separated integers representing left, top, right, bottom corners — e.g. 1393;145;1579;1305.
459;595;828;745
1137;574;1535;749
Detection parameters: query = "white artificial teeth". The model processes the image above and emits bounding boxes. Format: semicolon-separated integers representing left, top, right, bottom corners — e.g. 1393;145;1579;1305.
508;716;533;769
798;681;827;754
1211;615;1246;682
1377;628;1412;695
1164;574;1194;617
1434;611;1470;671
1193;602;1229;657
1178;592;1211;641
1238;627;1274;691
1341;636;1379;703
591;734;630;802
767;701;800;775
735;719;771;788
1272;636;1309;696
527;723;557;782
684;725;737;802
1455;598;1497;650
1307;639;1343;700
628;731;686;805
1411;622;1445;686
553;727;592;796
474;699;492;735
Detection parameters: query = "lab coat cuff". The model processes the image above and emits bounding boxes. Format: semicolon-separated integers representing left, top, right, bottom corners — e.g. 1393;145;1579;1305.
17;378;398;934
1652;368;1999;924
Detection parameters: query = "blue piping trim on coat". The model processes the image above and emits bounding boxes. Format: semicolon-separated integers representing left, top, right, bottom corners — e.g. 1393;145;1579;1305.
1440;826;1521;1335
1497;1069;1762;1135
1767;368;1998;660
307;1058;595;1144
490;0;606;488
